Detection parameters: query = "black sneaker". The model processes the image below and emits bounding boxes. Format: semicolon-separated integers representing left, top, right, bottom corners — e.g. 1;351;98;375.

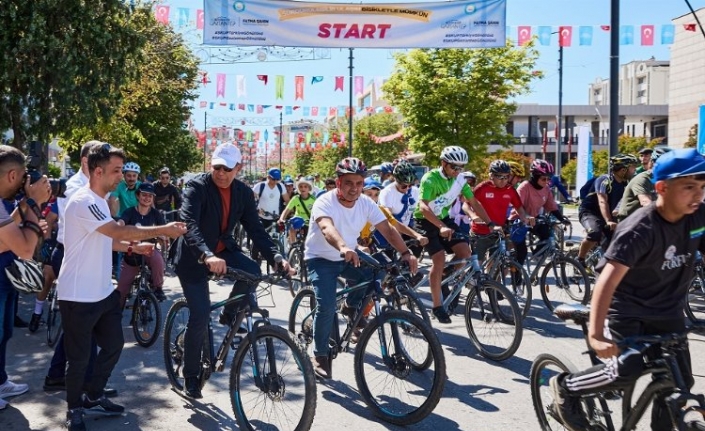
548;375;589;431
43;376;66;391
13;315;28;328
184;377;202;399
28;312;42;333
218;311;235;326
82;394;124;416
432;306;452;324
66;408;86;431
154;289;167;302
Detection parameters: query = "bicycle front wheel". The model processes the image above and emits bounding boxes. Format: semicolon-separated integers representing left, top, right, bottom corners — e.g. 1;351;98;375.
539;256;591;313
530;352;579;431
132;290;162;348
388;287;433;370
46;288;62;348
354;310;446;425
230;325;317;431
464;279;523;361
163;298;190;391
490;258;532;319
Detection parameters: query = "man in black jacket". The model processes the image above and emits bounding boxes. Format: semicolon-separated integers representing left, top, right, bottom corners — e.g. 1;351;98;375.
172;142;290;400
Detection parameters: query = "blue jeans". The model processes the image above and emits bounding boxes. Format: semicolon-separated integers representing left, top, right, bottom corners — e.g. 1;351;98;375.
178;248;260;379
307;258;373;357
0;288;17;385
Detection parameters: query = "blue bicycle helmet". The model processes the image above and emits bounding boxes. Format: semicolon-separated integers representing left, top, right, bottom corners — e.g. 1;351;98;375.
290;216;306;230
268;168;282;180
380;162;394;175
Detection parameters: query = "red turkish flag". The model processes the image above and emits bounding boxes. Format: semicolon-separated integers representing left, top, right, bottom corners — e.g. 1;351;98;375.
558;26;572;47
196;9;204;29
294;76;304;100
155;5;170;25
685;24;697;32
641;25;654;46
517;26;532;46
334;76;344;91
600;25;610;31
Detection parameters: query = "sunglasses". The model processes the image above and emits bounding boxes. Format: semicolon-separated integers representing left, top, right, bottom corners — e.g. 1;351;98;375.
447;163;465;172
397;183;411;190
538;175;551;181
213;165;233;173
493;175;510;181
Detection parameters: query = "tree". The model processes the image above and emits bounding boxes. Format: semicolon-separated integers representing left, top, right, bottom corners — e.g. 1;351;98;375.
0;1;146;151
383;42;541;167
353;113;406;166
685;124;698;148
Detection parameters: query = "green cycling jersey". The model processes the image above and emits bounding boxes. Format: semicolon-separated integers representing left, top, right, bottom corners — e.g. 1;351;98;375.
413;168;474;220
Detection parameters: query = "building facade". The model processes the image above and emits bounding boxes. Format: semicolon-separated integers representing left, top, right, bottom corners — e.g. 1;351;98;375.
588;59;669;106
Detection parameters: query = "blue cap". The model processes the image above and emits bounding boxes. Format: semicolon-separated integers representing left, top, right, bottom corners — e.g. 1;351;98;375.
137;182;155;194
363;177;382;190
652;148;705;183
268;168;281;180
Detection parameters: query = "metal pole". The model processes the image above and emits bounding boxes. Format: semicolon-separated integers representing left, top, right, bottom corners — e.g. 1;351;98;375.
278;112;283;171
609;0;620;157
203;111;207;172
556;45;563;176
348;48;354;156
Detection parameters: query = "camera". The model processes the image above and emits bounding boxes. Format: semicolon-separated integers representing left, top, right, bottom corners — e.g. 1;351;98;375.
25;142;66;198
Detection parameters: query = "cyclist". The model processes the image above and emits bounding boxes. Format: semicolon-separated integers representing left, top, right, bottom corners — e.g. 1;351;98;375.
283;177;295;201
312;172;325;190
379;161;394;186
305;157;418;379
507;160;525;188
413;146;495;324
617;147;672;221
549;148;705;431
109;161;141;217
635;146;653;175
252;168;289;261
116;183;167;303
448;172;476;236
379;160;423;251
153;167;182;218
576;153;638;265
278;176;315;245
509;159;570;266
30;195;60;333
172;143;292;399
470;160;532;262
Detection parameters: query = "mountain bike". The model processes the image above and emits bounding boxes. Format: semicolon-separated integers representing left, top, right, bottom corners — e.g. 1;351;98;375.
164;262;316;431
288;250;445;425
124;256;161;348
284;217;309;295
531;304;705;431
46;280;62;347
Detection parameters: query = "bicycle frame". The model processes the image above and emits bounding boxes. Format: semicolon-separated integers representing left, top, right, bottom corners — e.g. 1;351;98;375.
522;221;563;284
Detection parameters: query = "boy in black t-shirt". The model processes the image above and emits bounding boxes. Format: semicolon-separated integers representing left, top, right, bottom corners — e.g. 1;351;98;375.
550;148;705;431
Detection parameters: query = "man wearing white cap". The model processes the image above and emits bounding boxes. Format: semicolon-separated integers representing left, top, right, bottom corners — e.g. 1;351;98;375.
171;143;292;400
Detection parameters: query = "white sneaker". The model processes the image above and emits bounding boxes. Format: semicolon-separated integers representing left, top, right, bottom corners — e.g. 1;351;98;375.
0;380;29;399
0;398;8;409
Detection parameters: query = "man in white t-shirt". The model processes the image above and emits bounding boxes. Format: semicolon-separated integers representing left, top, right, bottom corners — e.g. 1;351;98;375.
305;157;418;380
59;143;186;431
251;168;289;261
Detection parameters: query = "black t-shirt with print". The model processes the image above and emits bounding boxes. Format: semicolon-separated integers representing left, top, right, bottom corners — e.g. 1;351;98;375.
598;203;705;319
120;207;166;266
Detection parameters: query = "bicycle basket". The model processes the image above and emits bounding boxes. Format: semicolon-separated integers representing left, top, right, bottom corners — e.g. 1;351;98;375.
509;221;529;243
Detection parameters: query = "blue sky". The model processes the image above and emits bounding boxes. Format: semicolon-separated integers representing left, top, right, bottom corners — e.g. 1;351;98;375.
168;0;705;131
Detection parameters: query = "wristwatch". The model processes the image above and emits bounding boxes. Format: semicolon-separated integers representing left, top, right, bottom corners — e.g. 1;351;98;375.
200;250;215;262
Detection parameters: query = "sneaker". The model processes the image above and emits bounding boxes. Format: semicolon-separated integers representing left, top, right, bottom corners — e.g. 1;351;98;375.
43;376;66;391
28;312;42;333
312;356;332;380
548;375;589;431
218;311;235;327
154;289;167;302
0;398;7;410
183;377;202;399
13;315;28;328
66;408;86;431
0;380;28;399
82;394;124;416
432;306;452;324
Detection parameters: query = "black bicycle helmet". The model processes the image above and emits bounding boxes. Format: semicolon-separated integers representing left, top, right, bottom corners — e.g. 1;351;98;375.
393;160;417;184
335;157;367;177
610;153;639;170
489;160;511;175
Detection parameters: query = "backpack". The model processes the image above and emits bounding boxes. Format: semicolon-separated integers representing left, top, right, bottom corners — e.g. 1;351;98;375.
257;182;286;214
579;177;597;200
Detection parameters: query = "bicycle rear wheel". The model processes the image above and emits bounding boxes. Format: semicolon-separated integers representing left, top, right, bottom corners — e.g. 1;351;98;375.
230;325;317;431
530;352;579;431
686;273;705;324
489;258;532;319
354;310;445;425
132;290;162;348
287;247;308;287
539;256;591;313
387;286;433;371
288;289;316;350
46;286;62;347
464;279;523;361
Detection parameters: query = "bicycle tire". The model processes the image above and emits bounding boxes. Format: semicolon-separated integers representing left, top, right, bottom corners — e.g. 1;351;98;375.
354;310;446;425
230;325;317;431
46;287;62;348
686;272;705;324
287;247;307;293
132;290;162;348
530;352;580;431
687;420;705;431
389;287;433;371
464;279;523;361
489;258;532;319
288;289;317;350
539;256;591;313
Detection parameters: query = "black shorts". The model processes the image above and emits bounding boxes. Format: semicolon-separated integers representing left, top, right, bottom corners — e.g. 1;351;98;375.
414;217;468;256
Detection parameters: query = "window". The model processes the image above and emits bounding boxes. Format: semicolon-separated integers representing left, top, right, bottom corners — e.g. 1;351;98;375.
637;77;645;85
637;90;646;97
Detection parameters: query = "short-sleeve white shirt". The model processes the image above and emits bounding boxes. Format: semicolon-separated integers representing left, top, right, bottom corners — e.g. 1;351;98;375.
379;183;419;227
304;192;386;261
57;187;114;302
253;181;283;219
56;170;89;245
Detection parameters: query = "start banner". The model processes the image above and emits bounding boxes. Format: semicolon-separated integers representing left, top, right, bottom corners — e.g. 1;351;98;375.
203;0;506;48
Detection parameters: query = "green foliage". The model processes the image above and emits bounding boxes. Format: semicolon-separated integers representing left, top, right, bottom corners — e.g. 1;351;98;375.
383;42;540;166
685;124;698;148
475;150;531;183
353;113;406;166
562;158;577;186
0;1;147;148
47;164;61;179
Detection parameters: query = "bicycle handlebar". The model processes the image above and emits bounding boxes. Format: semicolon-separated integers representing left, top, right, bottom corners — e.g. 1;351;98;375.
205;254;288;283
339;249;409;273
615;324;705;352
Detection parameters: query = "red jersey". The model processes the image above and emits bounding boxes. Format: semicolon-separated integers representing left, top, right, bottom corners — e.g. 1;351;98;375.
471;180;523;235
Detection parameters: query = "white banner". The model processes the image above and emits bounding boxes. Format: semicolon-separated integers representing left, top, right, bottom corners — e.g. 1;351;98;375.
576;125;593;195
204;0;506;48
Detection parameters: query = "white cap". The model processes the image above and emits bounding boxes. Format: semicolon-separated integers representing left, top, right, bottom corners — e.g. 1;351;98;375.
211;143;242;169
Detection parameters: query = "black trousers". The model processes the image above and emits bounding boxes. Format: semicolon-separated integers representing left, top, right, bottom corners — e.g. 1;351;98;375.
60;290;124;409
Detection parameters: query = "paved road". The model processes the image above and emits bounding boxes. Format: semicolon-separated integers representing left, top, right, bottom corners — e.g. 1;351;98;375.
3;208;705;430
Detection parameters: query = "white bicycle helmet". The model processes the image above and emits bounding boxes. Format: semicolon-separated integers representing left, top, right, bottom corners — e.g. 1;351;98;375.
123;162;141;174
5;258;44;294
440;146;468;164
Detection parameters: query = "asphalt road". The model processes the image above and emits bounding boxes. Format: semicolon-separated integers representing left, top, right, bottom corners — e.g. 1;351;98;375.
3;207;705;430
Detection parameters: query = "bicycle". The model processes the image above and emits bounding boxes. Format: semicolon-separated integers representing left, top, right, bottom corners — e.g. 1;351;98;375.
158;209;179;269
284;217;309;295
520;215;591;313
686;250;705;324
530;303;705;431
46;280;62;347
409;237;523;361
124;256;162;348
164;260;317;431
288;249;445;425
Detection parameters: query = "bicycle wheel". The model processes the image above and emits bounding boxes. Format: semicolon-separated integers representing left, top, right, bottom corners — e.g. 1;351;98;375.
46;287;62;348
288;289;316;350
354;310;445;425
132;290;162;348
530;352;580;431
686;273;705;324
287;278;306;299
164;298;193;391
230;325;317;431
490;258;532;319
287;247;307;286
388;287;433;371
464;279;523;361
539;256;591;313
